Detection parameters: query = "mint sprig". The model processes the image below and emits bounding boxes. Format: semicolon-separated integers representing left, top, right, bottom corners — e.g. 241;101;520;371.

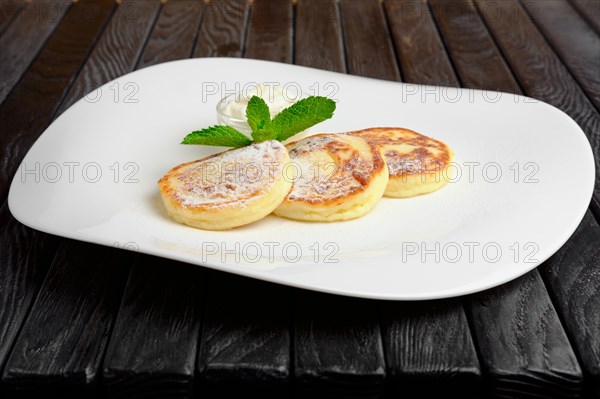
246;96;271;139
181;95;336;147
270;96;336;142
181;125;252;147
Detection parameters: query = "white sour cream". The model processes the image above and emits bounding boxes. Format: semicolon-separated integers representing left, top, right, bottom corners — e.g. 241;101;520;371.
222;84;296;121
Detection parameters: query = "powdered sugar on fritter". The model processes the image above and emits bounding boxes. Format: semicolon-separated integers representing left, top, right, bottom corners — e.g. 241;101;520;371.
174;140;287;208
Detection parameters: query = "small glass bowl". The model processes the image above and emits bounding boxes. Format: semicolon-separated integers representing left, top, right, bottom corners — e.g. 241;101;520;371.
216;92;253;136
216;90;309;140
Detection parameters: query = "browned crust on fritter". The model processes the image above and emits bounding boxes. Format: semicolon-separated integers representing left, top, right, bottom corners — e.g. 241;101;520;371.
285;133;387;205
349;127;452;176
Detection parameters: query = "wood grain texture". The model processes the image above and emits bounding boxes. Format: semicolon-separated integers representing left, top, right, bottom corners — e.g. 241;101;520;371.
294;293;385;399
428;1;588;395
295;0;345;73
381;299;480;398
0;202;58;375
1;241;131;398
56;0;162;115
196;273;290;398
102;256;205;399
137;0;204;69
193;3;292;396
474;0;600;244
468;271;583;397
360;2;482;395
244;0;292;63
0;2;597;397
194;0;248;58
540;210;600;398
384;0;459;86
339;0;400;80
569;0;600;34
101;15;208;396
0;0;71;104
0;3;116;388
520;0;600;110
293;7;386;397
63;0;200;392
0;0;115;203
1;1;161;397
428;0;520;92
0;0;23;36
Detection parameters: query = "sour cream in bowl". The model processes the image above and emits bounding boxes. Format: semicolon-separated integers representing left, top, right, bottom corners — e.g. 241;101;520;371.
216;84;311;143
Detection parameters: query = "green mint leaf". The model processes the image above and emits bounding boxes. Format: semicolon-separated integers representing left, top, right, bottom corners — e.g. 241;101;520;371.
246;96;271;132
181;125;252;148
251;129;277;142
179;96;337;148
271;96;336;142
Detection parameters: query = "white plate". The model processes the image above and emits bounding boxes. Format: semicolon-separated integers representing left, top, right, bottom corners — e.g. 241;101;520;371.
8;58;595;300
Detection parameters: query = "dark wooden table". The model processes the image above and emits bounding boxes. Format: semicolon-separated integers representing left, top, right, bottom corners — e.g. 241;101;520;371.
1;0;599;398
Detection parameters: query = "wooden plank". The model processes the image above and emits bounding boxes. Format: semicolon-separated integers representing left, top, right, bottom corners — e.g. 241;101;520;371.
295;0;345;73
521;0;600;110
474;0;600;257
193;4;292;395
368;2;482;395
429;1;586;395
1;1;161;395
428;0;520;92
0;0;71;104
293;5;386;397
102;256;205;399
56;0;162;115
0;202;58;375
137;0;204;69
381;299;480;398
194;0;248;58
244;0;292;63
0;0;116;202
384;0;459;86
468;271;582;397
0;0;23;36
540;210;600;397
196;273;290;398
294;293;386;399
1;241;131;397
101;7;209;396
0;1;115;382
569;0;600;34
339;0;400;80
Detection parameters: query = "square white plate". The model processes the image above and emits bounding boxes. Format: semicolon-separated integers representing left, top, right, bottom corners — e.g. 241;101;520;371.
8;58;595;300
